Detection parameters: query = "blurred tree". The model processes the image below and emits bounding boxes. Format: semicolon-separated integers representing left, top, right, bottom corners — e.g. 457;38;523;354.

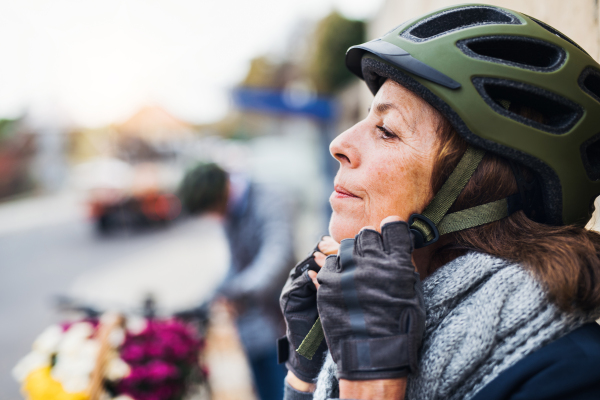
242;56;279;88
241;12;364;95
242;56;298;90
308;12;365;94
0;118;19;143
229;11;365;140
0;117;35;198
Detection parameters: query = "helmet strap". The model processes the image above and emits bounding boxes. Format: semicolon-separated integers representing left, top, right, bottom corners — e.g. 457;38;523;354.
410;146;522;248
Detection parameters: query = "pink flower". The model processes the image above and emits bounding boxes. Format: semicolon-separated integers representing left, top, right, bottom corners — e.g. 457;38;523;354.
146;360;179;381
124;364;148;382
116;318;202;399
121;344;146;362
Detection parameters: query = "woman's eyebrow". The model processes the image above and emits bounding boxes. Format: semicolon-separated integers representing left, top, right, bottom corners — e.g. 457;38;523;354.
372;101;412;131
374;102;398;114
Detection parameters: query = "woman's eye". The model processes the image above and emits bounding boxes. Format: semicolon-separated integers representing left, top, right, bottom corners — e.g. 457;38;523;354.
376;125;397;140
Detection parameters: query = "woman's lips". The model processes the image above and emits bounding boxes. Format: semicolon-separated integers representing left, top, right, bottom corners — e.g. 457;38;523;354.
333;185;360;199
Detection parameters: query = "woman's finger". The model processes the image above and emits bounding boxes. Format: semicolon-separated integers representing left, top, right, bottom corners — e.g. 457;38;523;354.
318;236;340;255
380;215;413;255
380;215;402;229
314;251;327;268
308;270;320;289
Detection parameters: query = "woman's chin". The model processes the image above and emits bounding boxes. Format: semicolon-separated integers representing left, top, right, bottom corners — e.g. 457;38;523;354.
328;213;361;243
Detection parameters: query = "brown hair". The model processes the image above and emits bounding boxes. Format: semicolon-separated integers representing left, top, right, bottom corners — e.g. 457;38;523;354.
430;116;600;313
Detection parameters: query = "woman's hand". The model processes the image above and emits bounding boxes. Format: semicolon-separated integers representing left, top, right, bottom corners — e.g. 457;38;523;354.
318;235;341;255
308;236;339;289
280;238;335;390
315;216;425;399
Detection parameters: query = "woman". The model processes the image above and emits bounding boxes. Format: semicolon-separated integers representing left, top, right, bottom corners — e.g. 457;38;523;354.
279;4;600;400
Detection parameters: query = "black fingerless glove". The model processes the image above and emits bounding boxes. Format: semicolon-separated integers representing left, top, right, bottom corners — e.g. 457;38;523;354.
316;221;425;380
279;243;328;382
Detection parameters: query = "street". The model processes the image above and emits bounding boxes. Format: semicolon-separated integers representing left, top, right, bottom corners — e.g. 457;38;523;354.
0;193;229;400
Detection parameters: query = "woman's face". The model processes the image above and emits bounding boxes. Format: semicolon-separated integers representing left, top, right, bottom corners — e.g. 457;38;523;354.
328;79;442;242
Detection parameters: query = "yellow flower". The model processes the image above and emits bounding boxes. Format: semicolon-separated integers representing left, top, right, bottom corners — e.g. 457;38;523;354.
23;366;89;400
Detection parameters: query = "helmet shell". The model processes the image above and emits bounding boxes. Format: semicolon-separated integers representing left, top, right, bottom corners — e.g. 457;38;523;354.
346;3;600;226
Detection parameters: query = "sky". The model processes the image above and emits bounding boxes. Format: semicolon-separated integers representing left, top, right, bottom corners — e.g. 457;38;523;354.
0;0;383;128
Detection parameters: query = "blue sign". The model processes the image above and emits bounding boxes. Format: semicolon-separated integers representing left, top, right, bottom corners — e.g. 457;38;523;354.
231;87;337;121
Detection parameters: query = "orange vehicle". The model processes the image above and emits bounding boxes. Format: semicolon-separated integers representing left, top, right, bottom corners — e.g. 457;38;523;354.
76;158;182;234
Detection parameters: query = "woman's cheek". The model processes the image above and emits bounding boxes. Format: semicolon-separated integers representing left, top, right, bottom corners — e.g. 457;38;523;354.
367;165;405;213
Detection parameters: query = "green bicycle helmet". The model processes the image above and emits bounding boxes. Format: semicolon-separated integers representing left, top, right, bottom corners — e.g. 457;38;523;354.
345;3;600;247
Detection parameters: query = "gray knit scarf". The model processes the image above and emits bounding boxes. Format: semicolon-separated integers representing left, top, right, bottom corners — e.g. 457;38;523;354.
312;252;600;400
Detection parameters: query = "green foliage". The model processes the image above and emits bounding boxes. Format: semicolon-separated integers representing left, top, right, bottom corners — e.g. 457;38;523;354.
0;118;18;142
239;12;365;95
242;56;294;90
242;56;281;89
308;12;365;94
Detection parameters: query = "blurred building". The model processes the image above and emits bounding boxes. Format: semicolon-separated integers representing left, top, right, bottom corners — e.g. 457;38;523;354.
114;105;195;164
70;105;196;164
0;115;73;199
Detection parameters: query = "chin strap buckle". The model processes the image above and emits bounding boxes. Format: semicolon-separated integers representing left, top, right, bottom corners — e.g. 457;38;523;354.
407;146;486;249
409;214;440;249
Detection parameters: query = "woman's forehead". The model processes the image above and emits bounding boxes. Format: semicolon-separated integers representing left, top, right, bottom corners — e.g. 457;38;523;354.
372;80;435;120
376;80;422;106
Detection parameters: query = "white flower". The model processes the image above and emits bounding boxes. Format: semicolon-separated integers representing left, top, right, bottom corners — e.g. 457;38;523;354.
112;395;135;400
66;322;94;338
79;340;101;360
32;325;63;354
105;357;130;381
59;375;90;393
100;312;121;326
57;323;95;356
12;352;49;382
52;349;97;377
108;327;125;348
51;354;94;393
126;316;147;335
52;335;99;392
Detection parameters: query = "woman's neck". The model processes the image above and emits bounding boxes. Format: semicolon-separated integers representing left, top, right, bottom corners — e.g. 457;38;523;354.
412;235;456;279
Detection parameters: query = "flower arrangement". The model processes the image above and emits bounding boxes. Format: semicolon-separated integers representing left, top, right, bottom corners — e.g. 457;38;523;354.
112;319;205;400
13;315;206;400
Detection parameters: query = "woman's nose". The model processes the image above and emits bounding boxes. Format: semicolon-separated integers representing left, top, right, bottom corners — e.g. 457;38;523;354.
330;125;361;168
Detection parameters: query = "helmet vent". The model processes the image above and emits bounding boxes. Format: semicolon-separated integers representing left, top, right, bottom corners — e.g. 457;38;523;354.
458;36;565;71
403;6;520;41
581;134;600;181
473;77;583;135
579;67;600;103
528;16;589;55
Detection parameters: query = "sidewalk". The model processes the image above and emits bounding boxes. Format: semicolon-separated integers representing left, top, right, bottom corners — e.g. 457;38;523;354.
68;215;230;313
0;191;83;237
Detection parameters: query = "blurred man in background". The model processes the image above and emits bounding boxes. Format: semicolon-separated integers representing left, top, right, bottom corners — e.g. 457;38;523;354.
179;163;293;400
